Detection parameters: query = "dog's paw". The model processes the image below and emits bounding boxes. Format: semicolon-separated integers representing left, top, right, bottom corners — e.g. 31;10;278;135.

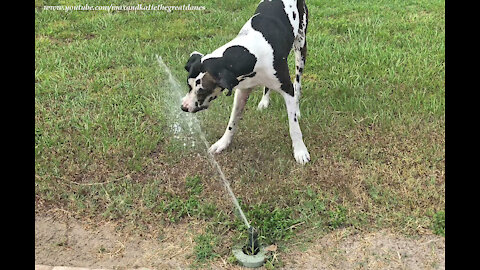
208;137;231;154
257;99;270;110
294;147;310;165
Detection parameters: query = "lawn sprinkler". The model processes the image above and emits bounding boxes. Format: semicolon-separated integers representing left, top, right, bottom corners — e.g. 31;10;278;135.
219;180;267;268
232;226;267;268
189;129;266;267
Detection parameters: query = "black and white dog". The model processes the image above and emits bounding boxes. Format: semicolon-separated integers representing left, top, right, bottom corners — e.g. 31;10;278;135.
181;0;310;165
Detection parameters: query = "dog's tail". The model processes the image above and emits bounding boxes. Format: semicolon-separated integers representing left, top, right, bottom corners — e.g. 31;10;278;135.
297;0;308;23
297;0;308;38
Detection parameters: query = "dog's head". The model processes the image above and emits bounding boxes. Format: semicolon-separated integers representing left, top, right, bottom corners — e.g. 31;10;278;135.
181;51;238;113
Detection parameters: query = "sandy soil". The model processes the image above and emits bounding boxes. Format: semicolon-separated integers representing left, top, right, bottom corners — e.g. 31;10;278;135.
281;229;445;270
35;214;444;270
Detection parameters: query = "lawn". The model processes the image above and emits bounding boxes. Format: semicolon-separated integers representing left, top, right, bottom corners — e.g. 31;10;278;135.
35;0;445;268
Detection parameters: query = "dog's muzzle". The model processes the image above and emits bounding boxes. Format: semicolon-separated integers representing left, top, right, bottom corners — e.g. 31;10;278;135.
180;105;208;113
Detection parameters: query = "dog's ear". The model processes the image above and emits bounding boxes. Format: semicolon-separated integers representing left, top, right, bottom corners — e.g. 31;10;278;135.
217;69;239;96
184;51;203;72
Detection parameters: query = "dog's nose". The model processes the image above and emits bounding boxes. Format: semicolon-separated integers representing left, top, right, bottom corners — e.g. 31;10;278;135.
180;105;189;112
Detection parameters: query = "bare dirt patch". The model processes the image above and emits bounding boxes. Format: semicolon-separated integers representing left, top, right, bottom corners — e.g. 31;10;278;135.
282;228;445;270
36;214;444;270
35;214;197;269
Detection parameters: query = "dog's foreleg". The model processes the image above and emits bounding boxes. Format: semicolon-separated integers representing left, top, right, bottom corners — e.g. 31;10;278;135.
209;88;252;154
282;91;310;165
257;86;271;110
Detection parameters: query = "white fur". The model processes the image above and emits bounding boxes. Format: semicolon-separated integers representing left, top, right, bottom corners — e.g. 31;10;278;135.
283;0;299;37
208;88;252;153
281;91;310;164
257;87;271;110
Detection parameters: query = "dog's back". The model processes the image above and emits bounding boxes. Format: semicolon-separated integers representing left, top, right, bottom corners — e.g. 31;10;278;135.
250;0;305;58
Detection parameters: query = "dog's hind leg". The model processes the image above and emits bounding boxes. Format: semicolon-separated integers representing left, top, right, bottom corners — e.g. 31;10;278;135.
209;88;253;154
293;36;307;119
257;86;271;110
293;5;308;118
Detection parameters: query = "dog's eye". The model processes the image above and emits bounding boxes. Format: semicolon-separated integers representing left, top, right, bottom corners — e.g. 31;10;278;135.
195;79;201;86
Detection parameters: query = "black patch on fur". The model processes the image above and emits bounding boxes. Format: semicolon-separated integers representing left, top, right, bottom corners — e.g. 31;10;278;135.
197;87;214;105
185;53;203;79
238;71;257;82
244;71;257;78
228;126;232;130
218;70;237;96
251;0;295;96
293;12;296;20
296;74;300;82
202;45;257;94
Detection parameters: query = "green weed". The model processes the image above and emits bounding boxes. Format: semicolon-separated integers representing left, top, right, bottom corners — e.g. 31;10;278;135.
432;210;445;237
245;203;300;244
193;231;219;263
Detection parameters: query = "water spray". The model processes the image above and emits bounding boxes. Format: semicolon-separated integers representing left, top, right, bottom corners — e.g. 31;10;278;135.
156;55;266;268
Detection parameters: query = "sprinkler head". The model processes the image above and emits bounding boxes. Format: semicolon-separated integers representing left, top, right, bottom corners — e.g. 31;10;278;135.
232;226;266;268
245;226;260;255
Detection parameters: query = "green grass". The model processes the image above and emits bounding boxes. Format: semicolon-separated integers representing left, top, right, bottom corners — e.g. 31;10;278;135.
432;210;445;237
193;231;220;265
35;0;445;267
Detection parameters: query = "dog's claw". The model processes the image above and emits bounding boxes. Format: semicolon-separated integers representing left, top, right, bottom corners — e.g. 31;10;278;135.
294;148;310;165
257;100;269;110
208;137;231;154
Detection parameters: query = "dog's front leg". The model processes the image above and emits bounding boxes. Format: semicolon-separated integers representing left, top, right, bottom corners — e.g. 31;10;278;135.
282;92;310;165
209;88;252;154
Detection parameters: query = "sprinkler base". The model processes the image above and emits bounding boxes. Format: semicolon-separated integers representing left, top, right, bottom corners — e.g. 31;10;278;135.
232;244;266;268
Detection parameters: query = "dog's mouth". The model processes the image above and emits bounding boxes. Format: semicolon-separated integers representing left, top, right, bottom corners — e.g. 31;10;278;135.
181;105;208;113
192;105;208;113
